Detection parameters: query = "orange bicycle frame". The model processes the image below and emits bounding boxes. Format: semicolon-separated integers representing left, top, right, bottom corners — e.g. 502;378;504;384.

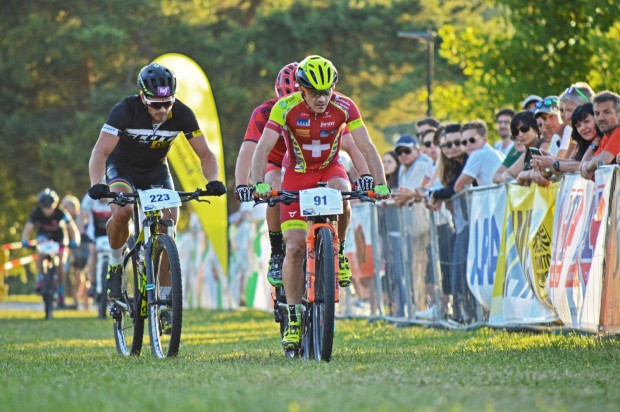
305;221;340;304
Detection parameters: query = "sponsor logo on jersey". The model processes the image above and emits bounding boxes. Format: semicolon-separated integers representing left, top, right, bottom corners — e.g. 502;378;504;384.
289;211;297;217
320;121;335;127
102;124;120;136
296;129;310;138
297;118;310;127
320;130;329;138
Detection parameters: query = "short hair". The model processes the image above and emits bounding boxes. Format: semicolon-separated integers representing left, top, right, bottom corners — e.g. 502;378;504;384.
495;108;516;121
416;116;440;129
443;123;461;135
61;194;81;215
461;119;488;137
593;91;620;114
560;82;595;106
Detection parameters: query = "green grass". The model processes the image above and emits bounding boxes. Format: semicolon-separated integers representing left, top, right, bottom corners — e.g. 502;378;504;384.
1;306;619;412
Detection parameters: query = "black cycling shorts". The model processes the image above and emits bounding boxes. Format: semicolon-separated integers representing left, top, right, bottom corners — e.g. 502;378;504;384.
106;162;175;191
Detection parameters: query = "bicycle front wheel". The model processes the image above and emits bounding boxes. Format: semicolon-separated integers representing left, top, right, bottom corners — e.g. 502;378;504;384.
113;235;145;356
146;234;183;358
42;263;56;320
310;226;336;362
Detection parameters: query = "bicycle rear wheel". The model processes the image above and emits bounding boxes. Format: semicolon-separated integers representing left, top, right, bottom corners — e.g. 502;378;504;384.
97;255;109;319
112;235;144;356
147;234;183;358
42;263;55;320
310;227;336;362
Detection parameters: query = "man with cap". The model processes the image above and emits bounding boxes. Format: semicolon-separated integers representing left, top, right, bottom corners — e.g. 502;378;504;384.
522;95;543;111
391;134;432;207
534;95;566;157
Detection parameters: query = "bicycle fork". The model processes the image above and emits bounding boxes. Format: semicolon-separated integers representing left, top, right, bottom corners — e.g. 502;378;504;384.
305;222;340;303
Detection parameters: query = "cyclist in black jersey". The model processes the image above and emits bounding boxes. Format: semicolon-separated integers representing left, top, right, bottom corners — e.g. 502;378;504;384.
87;63;226;300
21;188;81;307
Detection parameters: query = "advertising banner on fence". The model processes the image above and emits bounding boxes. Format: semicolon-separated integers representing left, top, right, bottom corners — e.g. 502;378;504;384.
602;167;620;332
467;185;506;309
490;184;558;326
548;168;614;331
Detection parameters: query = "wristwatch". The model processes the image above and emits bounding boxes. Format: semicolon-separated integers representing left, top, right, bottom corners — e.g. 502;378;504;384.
552;160;560;172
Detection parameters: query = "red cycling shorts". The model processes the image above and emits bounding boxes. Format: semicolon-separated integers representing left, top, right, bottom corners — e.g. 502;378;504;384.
280;161;349;232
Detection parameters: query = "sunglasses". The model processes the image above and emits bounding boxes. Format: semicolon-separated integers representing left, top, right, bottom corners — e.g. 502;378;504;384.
564;86;589;102
535;97;559;109
511;125;531;138
302;87;332;97
461;137;477;146
144;96;175;110
440;140;462;149
396;148;413;155
422;141;434;148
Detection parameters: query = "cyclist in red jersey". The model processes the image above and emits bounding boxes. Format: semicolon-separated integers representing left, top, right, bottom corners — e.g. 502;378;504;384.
251;55;390;350
235;62;371;287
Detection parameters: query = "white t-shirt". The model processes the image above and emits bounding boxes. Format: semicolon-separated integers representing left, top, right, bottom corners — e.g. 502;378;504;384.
547;126;572;157
494;139;514;156
397;153;433;190
461;144;504;187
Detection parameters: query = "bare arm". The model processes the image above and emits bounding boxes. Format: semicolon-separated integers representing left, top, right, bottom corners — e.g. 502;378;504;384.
493;165;508;183
454;173;475;193
188;134;219;182
89;131;119;186
21;221;35;243
349;126;386;185
505;153;525;179
340;131;370;177
251;128;280;183
235;141;257;186
64;214;81;244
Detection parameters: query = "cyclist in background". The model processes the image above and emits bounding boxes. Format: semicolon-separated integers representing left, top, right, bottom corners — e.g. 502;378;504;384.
251;55;390;350
87;62;226;300
79;194;113;301
21;188;80;308
61;194;89;309
235;62;371;287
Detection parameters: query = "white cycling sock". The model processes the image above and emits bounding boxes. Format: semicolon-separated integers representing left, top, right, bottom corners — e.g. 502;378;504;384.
109;248;123;266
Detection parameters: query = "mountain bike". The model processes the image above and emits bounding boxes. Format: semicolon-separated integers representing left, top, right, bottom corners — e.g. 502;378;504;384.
94;235;111;319
38;240;61;320
257;184;375;362
103;187;218;358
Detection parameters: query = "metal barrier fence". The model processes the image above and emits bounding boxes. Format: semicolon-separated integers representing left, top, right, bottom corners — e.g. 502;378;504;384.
339;196;485;329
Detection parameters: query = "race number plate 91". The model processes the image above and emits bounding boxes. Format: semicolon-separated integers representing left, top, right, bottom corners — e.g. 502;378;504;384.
299;187;343;217
138;188;182;211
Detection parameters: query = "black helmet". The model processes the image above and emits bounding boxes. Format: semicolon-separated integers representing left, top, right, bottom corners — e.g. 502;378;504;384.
137;63;177;97
38;188;59;208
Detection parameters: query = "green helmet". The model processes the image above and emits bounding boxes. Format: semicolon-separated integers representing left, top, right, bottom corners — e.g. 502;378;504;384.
295;55;338;91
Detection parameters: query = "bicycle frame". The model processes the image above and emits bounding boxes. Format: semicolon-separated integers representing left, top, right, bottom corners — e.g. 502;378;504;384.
305;217;340;304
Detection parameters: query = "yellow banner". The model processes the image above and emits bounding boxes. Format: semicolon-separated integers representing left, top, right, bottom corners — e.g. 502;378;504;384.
154;53;228;274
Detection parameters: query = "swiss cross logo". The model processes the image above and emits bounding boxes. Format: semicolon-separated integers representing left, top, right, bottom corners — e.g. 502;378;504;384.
157;86;170;96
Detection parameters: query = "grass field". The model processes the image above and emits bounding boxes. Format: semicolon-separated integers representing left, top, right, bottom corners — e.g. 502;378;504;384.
1;301;619;412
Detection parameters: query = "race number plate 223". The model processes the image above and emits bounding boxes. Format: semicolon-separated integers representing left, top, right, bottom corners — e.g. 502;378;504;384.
299;187;343;217
138;188;182;211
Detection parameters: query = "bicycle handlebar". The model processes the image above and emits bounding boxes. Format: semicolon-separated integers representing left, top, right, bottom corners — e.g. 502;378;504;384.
102;188;221;207
254;189;376;208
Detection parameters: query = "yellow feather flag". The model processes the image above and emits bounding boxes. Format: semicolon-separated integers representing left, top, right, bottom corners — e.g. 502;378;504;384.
154;53;228;275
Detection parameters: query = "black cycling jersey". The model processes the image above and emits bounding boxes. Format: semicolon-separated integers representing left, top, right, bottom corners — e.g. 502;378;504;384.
27;207;70;244
101;95;202;170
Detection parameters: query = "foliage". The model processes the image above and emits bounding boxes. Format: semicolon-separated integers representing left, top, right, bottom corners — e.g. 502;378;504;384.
3;0;620;243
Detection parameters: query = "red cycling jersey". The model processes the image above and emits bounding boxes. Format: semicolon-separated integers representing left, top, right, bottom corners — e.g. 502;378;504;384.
265;91;364;173
243;98;287;166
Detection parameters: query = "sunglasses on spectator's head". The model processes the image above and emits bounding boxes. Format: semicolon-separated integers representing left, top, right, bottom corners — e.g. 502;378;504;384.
461;137;477;146
564;86;589;102
396;147;413;155
511;125;531;138
144;96;175;110
535;97;559;109
440;140;462;149
422;141;434;148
